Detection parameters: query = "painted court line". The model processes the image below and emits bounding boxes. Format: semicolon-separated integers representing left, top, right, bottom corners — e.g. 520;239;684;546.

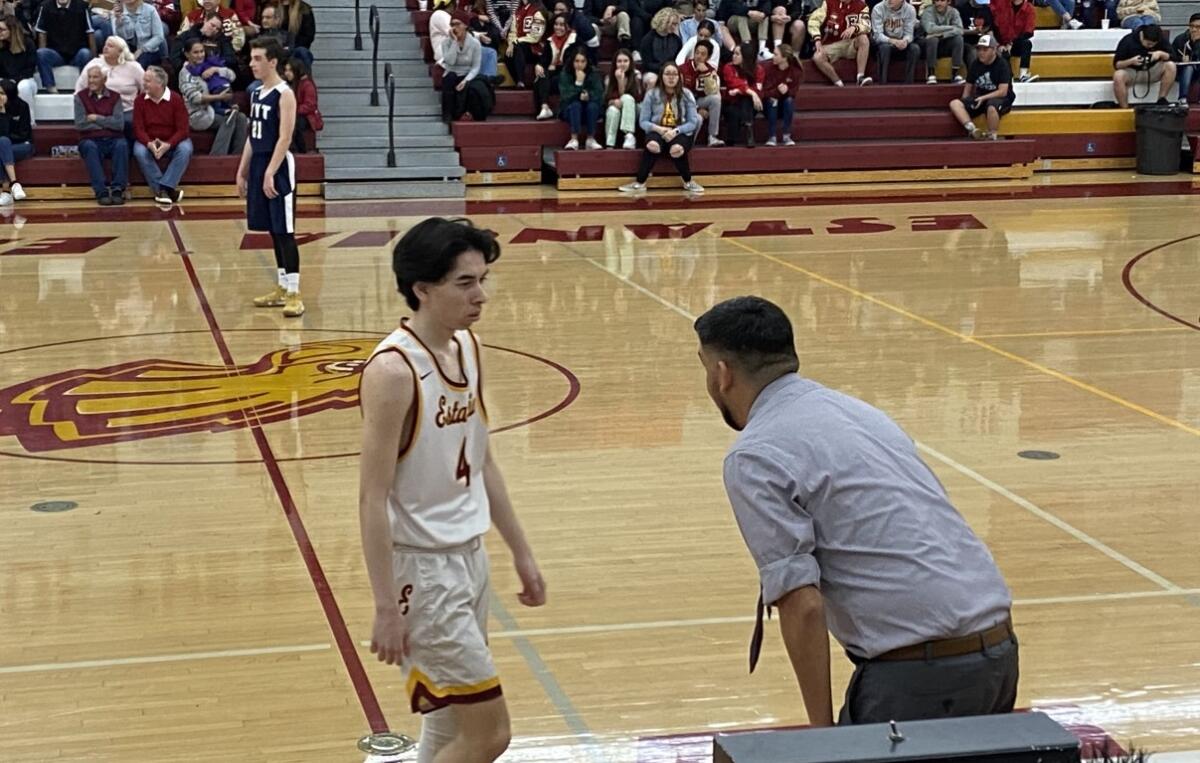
0;644;331;675
554;239;1187;596
719;236;1200;439
6;589;1200;676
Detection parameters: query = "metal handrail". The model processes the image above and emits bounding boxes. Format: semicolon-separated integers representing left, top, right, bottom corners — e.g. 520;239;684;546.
353;0;363;50
385;62;397;168
369;5;381;106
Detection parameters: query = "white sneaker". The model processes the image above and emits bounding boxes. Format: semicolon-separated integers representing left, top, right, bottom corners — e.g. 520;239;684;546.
764;137;777;146
952;75;966;84
10;182;25;201
1017;73;1039;83
536;105;554;120
622;134;637;149
926;75;938;84
0;191;12;206
564;137;580;149
682;180;705;194
1067;17;1083;28
858;75;873;86
618;181;646;193
707;136;725;147
586;137;602;150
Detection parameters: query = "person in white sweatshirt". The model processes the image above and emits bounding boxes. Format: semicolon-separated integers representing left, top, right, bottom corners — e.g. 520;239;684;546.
871;0;918;83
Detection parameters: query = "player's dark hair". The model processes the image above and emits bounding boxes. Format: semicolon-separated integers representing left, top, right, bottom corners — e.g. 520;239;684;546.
251;37;287;74
392;217;501;311
694;296;799;377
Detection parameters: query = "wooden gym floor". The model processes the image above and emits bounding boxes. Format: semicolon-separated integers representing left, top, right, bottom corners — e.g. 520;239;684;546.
1;174;1198;762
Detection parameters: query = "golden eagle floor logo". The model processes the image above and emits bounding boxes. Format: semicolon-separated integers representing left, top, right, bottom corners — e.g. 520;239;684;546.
0;339;374;452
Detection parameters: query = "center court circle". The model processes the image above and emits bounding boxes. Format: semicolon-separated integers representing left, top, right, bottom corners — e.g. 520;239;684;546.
0;328;580;467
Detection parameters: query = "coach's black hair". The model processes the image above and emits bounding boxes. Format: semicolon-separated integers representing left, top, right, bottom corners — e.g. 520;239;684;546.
694;296;799;377
392;217;501;311
251;37;287;74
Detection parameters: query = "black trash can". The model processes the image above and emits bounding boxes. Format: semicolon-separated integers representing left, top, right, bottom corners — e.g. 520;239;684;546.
1135;103;1188;175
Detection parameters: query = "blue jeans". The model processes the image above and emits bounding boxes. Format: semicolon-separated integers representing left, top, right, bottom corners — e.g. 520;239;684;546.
133;138;193;192
36;47;93;88
1121;13;1155;28
0;137;34;167
92;15;111;47
1045;0;1075;18
79;137;129;195
1179;62;1196;101
479;46;497;77
135;47;164;68
765;96;795;140
562;99;601;135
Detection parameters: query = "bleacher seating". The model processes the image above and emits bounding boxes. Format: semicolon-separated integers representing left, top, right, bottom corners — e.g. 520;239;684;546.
407;0;1200;190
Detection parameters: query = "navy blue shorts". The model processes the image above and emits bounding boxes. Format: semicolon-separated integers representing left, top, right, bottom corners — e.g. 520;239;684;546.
246;151;295;234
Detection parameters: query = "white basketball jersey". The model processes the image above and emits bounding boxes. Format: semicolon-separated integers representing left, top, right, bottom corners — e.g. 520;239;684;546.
369;321;491;549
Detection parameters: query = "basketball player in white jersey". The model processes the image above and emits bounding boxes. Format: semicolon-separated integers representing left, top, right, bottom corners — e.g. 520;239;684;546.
358;217;546;763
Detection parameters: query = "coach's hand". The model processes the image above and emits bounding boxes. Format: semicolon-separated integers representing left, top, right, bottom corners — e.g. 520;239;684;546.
514;553;546;607
370;608;410;665
264;173;278;199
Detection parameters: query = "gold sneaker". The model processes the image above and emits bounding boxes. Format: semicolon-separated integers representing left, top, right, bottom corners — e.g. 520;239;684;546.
282;292;305;317
253;285;288;307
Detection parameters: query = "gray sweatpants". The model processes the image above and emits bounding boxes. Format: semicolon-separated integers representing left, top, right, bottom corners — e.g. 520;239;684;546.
838;636;1019;724
695;93;722;140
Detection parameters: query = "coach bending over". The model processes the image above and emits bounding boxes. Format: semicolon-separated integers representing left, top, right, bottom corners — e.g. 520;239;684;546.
694;295;1018;725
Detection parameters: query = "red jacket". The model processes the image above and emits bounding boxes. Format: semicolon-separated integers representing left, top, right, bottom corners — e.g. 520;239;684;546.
720;61;763;98
294;77;322;130
133;89;190;147
762;60;802;98
679;59;720;97
990;0;1035;44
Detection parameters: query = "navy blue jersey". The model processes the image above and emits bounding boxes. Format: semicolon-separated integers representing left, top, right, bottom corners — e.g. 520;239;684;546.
250;82;292;155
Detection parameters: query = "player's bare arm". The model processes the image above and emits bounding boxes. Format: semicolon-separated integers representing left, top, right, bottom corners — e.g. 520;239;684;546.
235;135;252;197
358;351;415;664
483;444;546;607
264;88;296;199
776;585;834;726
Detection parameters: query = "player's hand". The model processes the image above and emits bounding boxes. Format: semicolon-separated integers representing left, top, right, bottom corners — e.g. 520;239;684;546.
370;608;409;665
514;554;546;607
263;173;278;199
236;173;248;198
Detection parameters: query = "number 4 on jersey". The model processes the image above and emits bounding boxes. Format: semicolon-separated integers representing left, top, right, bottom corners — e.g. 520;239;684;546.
456;439;471;487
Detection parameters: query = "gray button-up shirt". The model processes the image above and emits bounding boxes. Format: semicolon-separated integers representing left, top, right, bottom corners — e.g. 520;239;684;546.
723;374;1012;659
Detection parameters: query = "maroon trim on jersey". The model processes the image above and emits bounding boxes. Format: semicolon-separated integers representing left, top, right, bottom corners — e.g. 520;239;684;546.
400;319;470;390
359;346;421;460
467;330;489;423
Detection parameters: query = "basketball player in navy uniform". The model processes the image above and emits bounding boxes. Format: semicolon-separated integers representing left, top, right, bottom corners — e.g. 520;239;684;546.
237;38;304;317
358;217;546;763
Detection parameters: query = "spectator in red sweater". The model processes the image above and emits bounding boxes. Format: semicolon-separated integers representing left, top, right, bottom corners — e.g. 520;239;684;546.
680;38;724;145
808;0;872;86
132;65;192;204
762;42;799;144
284;55;320;152
721;40;762;146
990;0;1037;81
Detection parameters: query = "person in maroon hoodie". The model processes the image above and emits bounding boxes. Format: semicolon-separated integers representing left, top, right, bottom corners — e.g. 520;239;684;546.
284;55;320;152
721;40;762;146
990;0;1038;81
762;42;800;145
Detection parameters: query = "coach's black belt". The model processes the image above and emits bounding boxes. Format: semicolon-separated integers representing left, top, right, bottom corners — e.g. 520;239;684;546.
746;594;1014;672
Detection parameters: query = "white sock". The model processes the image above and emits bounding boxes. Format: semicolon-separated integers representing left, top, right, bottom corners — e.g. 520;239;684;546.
416;708;458;763
285;273;299;294
1020;68;1030;77
276;268;286;288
